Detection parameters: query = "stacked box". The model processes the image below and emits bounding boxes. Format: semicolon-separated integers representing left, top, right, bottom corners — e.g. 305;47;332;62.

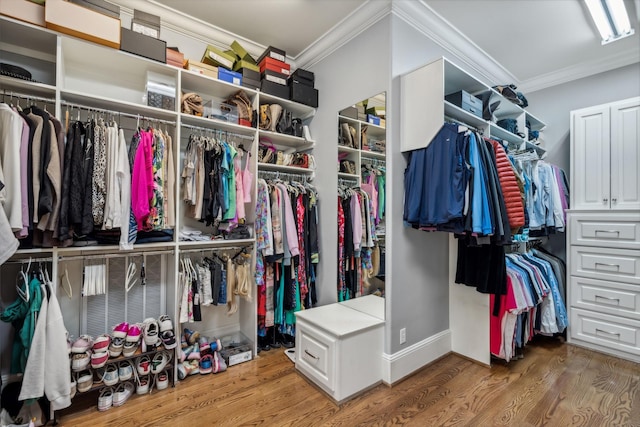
288;67;318;108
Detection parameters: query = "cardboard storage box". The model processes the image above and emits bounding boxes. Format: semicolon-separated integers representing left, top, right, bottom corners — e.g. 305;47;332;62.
1;0;45;26
45;0;121;49
185;60;218;79
202;45;235;69
204;99;238;123
166;47;184;67
261;79;289;99
257;45;286;64
132;9;160;39
340;106;358;119
120;27;166;63
261;69;287;86
291;68;314;87
69;0;120;19
230;40;255;62
219;333;253;367
445;90;482;118
218;68;242;86
290;80;318;108
367;114;381;126
233;59;259;73
259;57;290;76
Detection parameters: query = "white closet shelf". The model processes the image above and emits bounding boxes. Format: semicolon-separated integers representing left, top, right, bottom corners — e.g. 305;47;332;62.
60;89;178;121
0;16;58;54
361;151;386;160
339;115;386;139
489;122;524;145
525;112;546;131
338;146;359;155
181;70;257;100
444;101;487;130
259;92;315;120
0;76;56;98
338;172;359;179
258;129;314;149
55;242;176;255
180;113;256;136
257;163;314;174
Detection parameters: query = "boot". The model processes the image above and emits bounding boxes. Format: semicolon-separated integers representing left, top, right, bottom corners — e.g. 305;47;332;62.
340;123;353;147
259;104;270;130
269;104;283;132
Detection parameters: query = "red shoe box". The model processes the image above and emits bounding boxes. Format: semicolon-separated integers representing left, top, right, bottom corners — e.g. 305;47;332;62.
259;57;290;76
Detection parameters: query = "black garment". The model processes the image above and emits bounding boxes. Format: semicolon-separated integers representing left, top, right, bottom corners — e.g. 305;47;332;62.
80;122;95;235
58;124;75;241
455;237;507;296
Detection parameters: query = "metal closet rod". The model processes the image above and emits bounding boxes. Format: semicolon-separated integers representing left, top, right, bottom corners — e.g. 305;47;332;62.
258;170;309;182
181;123;255;141
1;90;56;104
3;257;54;264
362;158;386;166
179;244;252;255
58;249;174;262
60;100;176;126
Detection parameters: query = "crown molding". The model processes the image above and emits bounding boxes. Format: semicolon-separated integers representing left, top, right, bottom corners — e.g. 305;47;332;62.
293;0;392;69
391;0;517;86
518;48;640;93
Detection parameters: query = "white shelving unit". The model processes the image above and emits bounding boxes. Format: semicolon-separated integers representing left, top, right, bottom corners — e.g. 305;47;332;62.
338;115;386;183
400;57;547;366
0;15;317;395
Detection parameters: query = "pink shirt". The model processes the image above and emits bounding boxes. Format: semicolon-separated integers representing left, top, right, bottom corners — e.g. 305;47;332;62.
131;130;154;229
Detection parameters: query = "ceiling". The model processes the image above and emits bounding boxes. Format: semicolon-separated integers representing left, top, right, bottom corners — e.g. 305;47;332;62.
149;0;640;91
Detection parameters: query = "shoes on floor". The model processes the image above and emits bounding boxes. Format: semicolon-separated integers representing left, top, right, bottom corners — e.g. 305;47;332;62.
71;335;93;354
109;337;124;358
137;355;151;376
92;334;111;353
112;382;134;407
119;360;134;382
136;375;150;395
156;370;169;390
77;369;93;393
199;354;213;374
98;387;113;411
103;363;119;387
91;351;109;369
112;322;130;339
143;318;160;347
123;340;139;358
151;351;172;375
71;352;90;371
183;328;200;345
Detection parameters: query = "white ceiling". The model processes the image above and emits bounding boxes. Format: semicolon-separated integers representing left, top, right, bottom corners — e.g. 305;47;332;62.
147;0;640;91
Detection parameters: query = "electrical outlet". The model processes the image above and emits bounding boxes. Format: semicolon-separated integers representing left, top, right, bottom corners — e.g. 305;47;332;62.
400;327;406;344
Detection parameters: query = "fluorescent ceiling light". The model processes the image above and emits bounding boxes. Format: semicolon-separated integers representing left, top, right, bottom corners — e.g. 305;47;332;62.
585;0;635;44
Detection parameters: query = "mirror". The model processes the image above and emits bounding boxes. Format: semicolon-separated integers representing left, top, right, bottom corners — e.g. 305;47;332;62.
337;93;386;317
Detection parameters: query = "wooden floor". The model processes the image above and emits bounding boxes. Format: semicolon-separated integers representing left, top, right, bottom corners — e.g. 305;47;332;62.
59;337;639;426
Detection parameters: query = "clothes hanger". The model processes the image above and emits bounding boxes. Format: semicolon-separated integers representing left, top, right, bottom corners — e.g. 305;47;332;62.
125;262;138;293
60;266;73;299
16;259;31;303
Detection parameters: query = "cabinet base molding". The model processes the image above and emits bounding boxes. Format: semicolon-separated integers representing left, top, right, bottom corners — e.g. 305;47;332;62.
566;341;640;364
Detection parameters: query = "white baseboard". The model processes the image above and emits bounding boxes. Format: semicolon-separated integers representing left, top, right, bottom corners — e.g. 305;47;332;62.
381;329;451;385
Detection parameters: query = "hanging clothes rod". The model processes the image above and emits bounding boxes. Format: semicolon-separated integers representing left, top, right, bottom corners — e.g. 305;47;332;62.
258;170;309;182
60;100;176;126
1;90;56;104
444;115;483;134
181;123;255;141
58;249;174;262
361;158;386;167
338;177;359;186
179;244;252;255
3;257;54;265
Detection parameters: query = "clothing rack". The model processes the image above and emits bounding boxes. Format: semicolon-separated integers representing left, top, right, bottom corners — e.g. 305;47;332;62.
1;90;56;105
338;177;359;187
259;170;309;183
60;100;176;126
181;123;255;141
444;115;484;134
58;250;173;262
361;158;386;167
2;257;53;265
179;244;253;256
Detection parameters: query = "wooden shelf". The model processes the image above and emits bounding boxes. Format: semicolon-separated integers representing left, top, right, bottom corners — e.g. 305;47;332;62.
257;163;314;173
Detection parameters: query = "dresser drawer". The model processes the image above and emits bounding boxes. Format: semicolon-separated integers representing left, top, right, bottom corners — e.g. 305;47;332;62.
570;246;640;284
569;213;640;250
570;308;640;355
570;276;640;320
295;322;336;392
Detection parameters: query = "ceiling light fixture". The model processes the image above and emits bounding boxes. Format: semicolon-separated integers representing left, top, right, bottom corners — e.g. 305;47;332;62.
585;0;635;44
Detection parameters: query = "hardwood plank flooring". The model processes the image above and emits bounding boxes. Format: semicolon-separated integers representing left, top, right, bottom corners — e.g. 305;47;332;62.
58;337;640;426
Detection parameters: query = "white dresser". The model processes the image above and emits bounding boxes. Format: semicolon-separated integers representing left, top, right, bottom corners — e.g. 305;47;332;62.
567;97;640;363
294;297;384;403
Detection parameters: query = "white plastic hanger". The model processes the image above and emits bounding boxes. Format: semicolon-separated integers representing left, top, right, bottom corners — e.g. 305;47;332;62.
16;258;31;303
125;262;138;293
60;266;73;299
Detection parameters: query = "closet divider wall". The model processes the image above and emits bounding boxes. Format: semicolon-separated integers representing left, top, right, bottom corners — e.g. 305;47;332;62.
0;14;317;411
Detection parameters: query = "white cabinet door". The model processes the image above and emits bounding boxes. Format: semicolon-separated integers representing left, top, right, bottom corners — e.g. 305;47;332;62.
610;98;640;210
571;105;611;210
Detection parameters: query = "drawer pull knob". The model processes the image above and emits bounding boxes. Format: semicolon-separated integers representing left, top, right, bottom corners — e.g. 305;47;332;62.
595;262;620;270
603;198;608;204
595;295;620;304
595;328;621;338
304;349;319;360
595;230;620;236
612;198;617;203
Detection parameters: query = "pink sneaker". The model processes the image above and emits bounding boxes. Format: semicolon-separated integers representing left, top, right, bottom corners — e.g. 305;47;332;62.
113;322;129;339
126;324;142;343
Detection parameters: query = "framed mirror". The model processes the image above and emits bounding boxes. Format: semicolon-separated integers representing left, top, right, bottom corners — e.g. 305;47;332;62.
336;93;386;314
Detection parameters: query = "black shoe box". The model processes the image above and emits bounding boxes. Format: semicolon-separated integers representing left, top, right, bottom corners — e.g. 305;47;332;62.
261;79;289;100
290;80;318;108
242;77;260;90
261;69;288;86
257;46;286;65
290;68;314;87
120;27;166;63
237;67;260;82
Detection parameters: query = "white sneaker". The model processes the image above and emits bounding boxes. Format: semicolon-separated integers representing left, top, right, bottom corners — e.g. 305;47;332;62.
155;370;169;391
98;387;113;411
112;382;134;407
103;364;119;387
119;360;134;382
136;375;150;395
143;318;160;347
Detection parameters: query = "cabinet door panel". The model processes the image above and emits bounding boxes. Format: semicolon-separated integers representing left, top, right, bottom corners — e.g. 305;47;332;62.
571;106;610;210
610;98;640;210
